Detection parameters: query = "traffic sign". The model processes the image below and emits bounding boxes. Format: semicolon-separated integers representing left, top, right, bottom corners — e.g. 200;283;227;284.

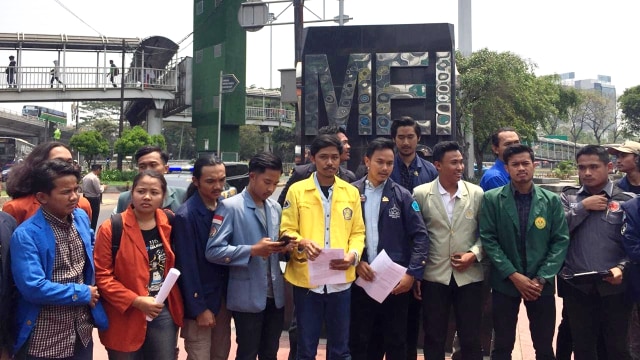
221;74;240;93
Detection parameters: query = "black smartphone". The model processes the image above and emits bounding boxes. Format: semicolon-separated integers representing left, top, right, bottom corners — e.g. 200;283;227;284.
279;235;294;246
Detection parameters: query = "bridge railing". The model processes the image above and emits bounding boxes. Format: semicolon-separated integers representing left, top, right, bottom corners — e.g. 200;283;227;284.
1;66;176;91
245;106;295;123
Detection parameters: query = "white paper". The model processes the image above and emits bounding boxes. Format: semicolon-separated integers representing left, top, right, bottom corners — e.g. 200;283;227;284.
308;248;347;286
355;250;407;303
146;267;181;321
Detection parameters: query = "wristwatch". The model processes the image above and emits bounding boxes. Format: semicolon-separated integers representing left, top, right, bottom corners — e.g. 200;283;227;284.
535;276;547;286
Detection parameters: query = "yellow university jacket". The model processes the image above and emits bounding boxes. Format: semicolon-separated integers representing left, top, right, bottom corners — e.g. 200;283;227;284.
280;174;365;288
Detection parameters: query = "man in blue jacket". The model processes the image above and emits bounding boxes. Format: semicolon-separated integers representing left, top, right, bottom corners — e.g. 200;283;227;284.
479;127;520;192
206;152;291;360
10;159;105;359
174;157;231;360
350;138;429;360
388;116;437;359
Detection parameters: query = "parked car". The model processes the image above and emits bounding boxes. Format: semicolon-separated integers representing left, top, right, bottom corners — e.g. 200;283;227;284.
1;164;12;182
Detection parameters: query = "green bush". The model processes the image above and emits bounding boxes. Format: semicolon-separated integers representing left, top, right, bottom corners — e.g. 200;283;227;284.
552;160;576;180
101;169;137;182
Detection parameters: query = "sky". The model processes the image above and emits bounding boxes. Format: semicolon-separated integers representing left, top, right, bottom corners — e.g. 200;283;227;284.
1;0;639;120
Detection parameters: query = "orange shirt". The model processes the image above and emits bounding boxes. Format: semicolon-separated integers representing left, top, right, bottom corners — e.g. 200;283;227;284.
3;194;93;225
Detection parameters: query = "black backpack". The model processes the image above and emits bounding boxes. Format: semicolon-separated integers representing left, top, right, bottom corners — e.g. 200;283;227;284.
113;67;119;76
110;210;174;265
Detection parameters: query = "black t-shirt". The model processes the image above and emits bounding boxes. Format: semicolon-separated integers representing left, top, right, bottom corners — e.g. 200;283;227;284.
142;227;166;297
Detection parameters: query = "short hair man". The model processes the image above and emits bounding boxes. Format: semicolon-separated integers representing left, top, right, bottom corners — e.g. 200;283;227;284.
278;125;355;207
480;144;569;360
206;152;289;360
388;116;437;359
559;145;633;359
479;127;520;192
389;116;437;193
608;141;640;194
174;157;231;360
349;138;429;360
115;145;187;213
81;164;102;230
10;160;105;358
413;141;485;360
281;134;365;360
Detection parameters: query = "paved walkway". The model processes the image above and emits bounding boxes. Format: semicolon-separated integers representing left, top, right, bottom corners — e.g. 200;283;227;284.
89;192;553;360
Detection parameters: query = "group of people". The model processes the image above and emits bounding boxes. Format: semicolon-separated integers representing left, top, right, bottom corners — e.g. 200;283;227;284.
1;115;640;360
3;57;121;89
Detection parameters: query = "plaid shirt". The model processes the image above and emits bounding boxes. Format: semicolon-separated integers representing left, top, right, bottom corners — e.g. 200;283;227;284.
28;210;93;358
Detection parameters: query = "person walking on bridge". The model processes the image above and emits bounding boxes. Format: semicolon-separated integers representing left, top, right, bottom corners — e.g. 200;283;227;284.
6;55;16;88
50;60;63;88
107;60;118;87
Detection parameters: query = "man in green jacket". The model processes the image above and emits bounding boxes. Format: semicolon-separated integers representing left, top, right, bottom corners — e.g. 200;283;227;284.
480;144;569;360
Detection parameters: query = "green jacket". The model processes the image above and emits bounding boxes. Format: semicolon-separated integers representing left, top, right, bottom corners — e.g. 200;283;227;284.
480;183;569;297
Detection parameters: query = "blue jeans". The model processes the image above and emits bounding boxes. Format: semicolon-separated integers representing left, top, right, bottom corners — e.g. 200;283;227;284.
107;306;178;360
293;286;351;360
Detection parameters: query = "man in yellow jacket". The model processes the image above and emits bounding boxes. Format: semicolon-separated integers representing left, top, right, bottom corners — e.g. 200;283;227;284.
281;134;365;360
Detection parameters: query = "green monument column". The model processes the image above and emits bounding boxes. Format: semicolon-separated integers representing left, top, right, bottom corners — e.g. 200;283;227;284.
193;0;246;158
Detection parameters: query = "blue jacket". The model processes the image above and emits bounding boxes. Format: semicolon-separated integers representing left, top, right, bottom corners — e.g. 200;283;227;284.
205;190;286;313
351;177;430;278
390;154;437;192
10;208;107;353
174;193;229;319
479;159;510;192
621;197;640;300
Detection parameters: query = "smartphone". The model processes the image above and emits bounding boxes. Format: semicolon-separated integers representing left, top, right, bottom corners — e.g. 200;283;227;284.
452;254;462;260
279;235;294;246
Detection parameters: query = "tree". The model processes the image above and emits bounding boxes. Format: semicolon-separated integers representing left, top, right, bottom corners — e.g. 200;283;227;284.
582;91;616;145
69;130;110;167
114;126;152;168
238;125;264;161
619;85;640;135
150;134;167;150
271;125;296;163
456;49;560;172
78;101;120;125
163;123;197;160
539;79;581;136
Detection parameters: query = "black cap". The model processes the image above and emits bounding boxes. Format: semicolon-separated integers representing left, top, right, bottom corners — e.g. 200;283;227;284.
9;55;14;60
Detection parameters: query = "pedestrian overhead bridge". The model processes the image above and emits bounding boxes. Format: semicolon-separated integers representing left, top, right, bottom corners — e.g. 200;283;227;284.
0;32;294;133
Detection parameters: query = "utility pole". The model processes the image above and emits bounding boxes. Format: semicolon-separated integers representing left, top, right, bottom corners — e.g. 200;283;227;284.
458;0;474;179
117;39;125;171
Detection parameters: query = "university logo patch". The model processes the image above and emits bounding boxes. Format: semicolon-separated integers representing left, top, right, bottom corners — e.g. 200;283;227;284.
343;207;353;220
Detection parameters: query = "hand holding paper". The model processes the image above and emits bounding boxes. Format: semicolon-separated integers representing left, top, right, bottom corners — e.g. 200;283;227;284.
355;250;406;303
146;268;181;321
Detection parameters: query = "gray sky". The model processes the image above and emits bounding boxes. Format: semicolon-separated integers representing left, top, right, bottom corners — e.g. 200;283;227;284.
2;0;638;119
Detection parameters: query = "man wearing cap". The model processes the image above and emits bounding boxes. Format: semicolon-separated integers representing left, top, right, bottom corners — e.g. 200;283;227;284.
609;141;640;194
608;140;640;360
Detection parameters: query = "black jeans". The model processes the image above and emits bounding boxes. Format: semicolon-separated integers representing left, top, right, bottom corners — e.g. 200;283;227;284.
349;284;410;360
84;195;100;230
421;279;483;360
232;298;284;360
491;291;556;360
563;284;632;360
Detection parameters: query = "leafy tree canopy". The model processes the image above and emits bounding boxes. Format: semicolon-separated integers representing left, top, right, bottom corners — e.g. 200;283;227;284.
456;49;563;168
619;85;640;135
114;126;152;168
69;130;110;167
